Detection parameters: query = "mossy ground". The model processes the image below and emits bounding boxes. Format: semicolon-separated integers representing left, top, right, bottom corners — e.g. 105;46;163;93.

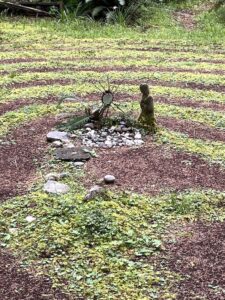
0;4;225;298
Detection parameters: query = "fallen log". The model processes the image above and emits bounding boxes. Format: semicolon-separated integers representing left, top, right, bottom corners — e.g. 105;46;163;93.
0;1;51;16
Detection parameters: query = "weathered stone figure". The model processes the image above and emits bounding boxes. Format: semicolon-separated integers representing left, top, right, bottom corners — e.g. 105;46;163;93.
138;83;156;133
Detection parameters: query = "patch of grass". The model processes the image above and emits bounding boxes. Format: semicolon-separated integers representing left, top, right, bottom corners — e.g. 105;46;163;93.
1;80;224;108
1;6;225;298
126;101;225;129
3;68;225;87
0;164;224;299
3;57;225;75
157;128;225;165
1;6;225;44
0;102;84;137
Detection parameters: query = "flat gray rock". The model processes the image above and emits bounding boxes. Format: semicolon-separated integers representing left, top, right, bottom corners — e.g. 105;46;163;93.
55;147;91;161
47;131;70;142
43;180;70;194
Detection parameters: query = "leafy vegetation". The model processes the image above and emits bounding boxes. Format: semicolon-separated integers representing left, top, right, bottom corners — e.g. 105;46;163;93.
0;166;224;298
1;1;225;298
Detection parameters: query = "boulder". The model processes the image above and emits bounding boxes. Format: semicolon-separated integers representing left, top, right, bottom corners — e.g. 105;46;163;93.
43;180;70;194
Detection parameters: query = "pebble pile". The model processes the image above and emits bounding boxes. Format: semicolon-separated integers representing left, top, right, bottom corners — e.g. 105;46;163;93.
77;122;145;148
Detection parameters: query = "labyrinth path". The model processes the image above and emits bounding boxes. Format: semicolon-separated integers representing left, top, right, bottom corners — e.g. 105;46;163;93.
0;21;225;300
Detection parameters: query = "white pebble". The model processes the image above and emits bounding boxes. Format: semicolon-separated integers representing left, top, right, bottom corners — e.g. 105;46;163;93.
25;216;36;223
104;175;116;184
134;133;142;139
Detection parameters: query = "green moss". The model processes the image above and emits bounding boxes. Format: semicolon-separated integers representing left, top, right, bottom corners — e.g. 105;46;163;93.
125;101;225;129
157;128;225;165
1;14;225;299
0;102;84;137
3;68;225;87
0;180;224;298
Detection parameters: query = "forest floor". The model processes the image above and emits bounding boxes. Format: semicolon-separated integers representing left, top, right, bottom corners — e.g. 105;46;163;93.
0;13;225;300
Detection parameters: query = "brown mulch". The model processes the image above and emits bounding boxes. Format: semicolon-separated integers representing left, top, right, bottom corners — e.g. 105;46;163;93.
0;96;59;116
2;66;225;76
116;93;225;112
166;221;225;300
5;79;75;90
4;78;225;94
0;93;100;116
1;93;224;119
0;116;59;201
0;58;46;64
158;116;225;142
0;249;71;300
173;58;225;64
85;144;225;195
156;95;225;112
124;46;225;55
112;79;225;94
1;56;225;67
2;45;223;54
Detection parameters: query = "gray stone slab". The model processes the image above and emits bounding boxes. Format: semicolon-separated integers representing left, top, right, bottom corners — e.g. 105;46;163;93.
55;147;91;161
47;131;70;142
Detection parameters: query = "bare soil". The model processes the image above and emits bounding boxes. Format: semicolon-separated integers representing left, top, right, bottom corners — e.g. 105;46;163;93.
2;66;225;76
158;116;225;142
173;10;197;30
166;221;225;299
0;116;59;201
0;249;71;300
85;143;225;195
0;96;59;116
0;58;46;64
4;78;225;93
1;93;224;119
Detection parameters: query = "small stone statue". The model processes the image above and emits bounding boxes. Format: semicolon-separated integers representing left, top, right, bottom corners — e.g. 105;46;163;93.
138;83;156;133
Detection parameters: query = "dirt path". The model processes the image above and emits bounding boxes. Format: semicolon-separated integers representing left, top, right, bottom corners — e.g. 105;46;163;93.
0;116;77;299
4;77;225;94
2;93;224;119
173;10;197;30
158;116;225;143
0;117;59;201
3;65;225;76
85;144;225;195
0;249;71;300
166;221;225;299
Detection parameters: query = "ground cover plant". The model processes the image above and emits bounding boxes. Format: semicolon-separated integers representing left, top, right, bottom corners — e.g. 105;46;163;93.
0;1;225;299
